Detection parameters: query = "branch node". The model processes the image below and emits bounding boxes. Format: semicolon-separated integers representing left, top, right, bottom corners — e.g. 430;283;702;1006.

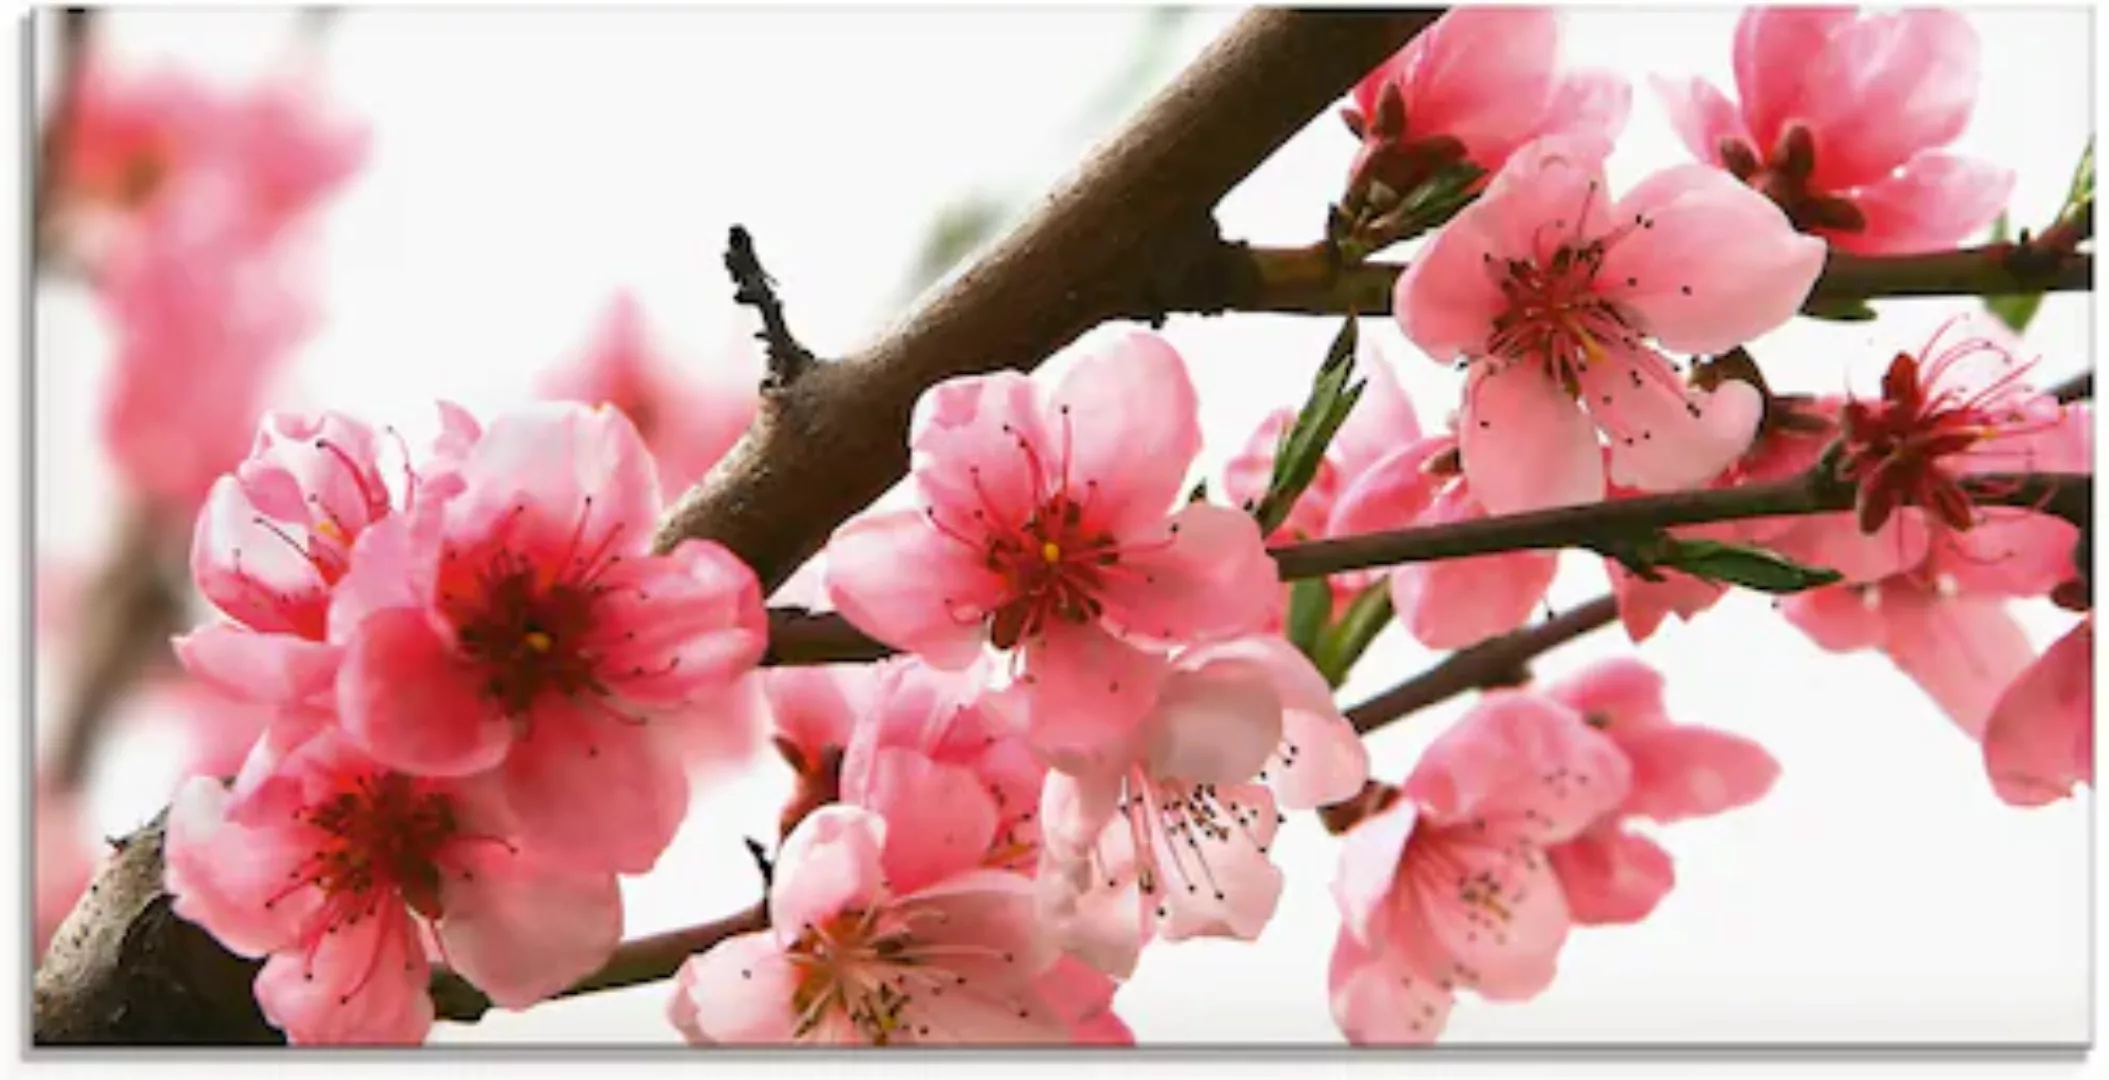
724;224;818;391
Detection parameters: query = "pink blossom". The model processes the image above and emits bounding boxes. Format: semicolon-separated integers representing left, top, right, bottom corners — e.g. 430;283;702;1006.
95;184;314;513
56;55;364;260
824;332;1275;777
538;293;763;498
328;403;768;874
164;730;620;1045
1039;639;1366;978
669;804;1067;1045
1538;659;1779;925
1780;574;2035;738
35;782;99;962
1397;135;1822;515
1654;8;2011;254
1981;617;2093;807
1328;692;1629;1043
1343;8;1630;193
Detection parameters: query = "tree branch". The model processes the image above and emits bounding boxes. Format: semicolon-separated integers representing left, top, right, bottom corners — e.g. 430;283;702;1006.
32;7;95;270
1344;595;1620;736
37;10;1453;1045
2051;369;2093;404
725;225;817;389
1160;241;2094;317
650;9;1448;586
1269;470;2091;582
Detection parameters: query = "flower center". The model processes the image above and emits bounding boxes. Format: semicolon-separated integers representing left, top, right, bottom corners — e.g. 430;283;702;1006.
779;905;1028;1044
1115;775;1280;918
1478;188;1651;396
278;772;460;921
231;436;401;640
1718;124;1866;235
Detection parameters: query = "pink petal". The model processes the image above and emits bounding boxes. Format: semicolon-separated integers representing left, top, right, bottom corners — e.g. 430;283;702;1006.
1034;956;1134;1045
1398;8;1561;168
1732;7;1859;152
1935;512;2082;599
1780;583;1890;652
325;506;446;644
1327;928;1455;1045
853;748;1001;894
1046;331;1203;537
190;474;327;637
1021;621;1168;778
174;621;340;710
1095;503;1275;648
1331;341;1425;478
1332;799;1418;943
823;510;1004;668
1546;825;1677;926
1407;691;1631;843
1144;656;1284;786
1187;635;1369;809
667;933;800;1044
1326;436;1447;541
1036;826;1147;980
1617;725;1781;823
1578;344;1763;492
1829;152;2014;255
1599;164;1826;355
253;905;433;1045
1406;828;1572;1000
435;847;621;1010
162;776;315;957
1222;409;1306;524
1801;10;1983;191
1151;781;1285;943
897;868;1060;983
583;538;767;709
499;700;691;875
1609;561;1728;643
1534;69;1633;149
1392;204;1510;361
1766;509;1932;586
1650;74;1751;165
337;606;512;777
1390;484;1559;649
1459;362;1605;514
768;805;889;941
1882;590;2037;738
764;664;878;764
1982;618;2094;807
1036;768;1126;862
1541;657;1669;730
910;370;1050;534
449;403;660;560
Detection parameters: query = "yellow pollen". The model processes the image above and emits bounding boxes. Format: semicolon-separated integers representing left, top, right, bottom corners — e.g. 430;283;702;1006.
314;519;348;544
524;631;554;654
1041;541;1062;564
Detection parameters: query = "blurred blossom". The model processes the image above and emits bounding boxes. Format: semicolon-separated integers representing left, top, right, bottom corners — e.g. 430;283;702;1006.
35;781;99;961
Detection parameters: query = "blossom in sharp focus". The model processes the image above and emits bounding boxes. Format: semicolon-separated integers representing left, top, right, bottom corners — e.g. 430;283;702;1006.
329;403;768;874
164;730;620;1045
668;805;1066;1045
1538;659;1779;925
1654;7;2011;254
1037;639;1367;979
1396;134;1824;515
1328;692;1629;1044
824;332;1276;778
1343;8;1630;198
537;293;763;499
1981;616;2093;808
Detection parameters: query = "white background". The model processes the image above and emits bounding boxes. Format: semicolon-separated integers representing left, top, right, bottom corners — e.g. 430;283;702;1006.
13;3;2098;1055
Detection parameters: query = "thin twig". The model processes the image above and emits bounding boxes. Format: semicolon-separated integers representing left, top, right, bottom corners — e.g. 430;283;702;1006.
1156;241;2093;318
1345;595;1620;735
2051;369;2093;404
725;225;817;389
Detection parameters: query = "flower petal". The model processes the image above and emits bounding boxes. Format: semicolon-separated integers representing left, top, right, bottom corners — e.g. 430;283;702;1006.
1095;503;1275;648
436;848;621;1010
1459;363;1605;515
1144;657;1284;786
253;905;433;1045
1332;799;1418;943
1982;618;2093;807
1650;74;1750;166
1540;657;1669;730
498;700;690;875
1617;725;1781;823
1545;825;1677;926
337;606;512;777
910;370;1050;534
668;933;800;1044
1830;152;2013;255
1599;164;1826;355
823;510;1004;669
1733;6;1859;152
1801;9;1983;191
1327;927;1455;1045
1579;344;1762;492
1881;589;2037;738
1406;691;1630;843
853;748;1001;894
769;805;889;941
1046;331;1203;537
1022;621;1168;778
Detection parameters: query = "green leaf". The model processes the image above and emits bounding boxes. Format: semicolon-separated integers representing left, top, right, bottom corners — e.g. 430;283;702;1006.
1310;582;1394;688
1284;579;1334;658
1251;319;1365;536
1801;296;1879;322
1653;538;1843;594
2065;138;2094;210
1986;290;2046;335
